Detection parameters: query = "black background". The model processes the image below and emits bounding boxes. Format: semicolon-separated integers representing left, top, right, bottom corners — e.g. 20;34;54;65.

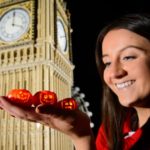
65;0;150;136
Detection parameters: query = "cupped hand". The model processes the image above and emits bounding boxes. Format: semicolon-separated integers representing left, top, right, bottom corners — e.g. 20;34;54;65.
0;96;92;140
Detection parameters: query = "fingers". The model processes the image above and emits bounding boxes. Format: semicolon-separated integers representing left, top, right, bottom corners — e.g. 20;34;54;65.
36;104;58;114
0;96;57;127
0;96;42;122
0;96;24;115
36;104;77;117
0;96;18;116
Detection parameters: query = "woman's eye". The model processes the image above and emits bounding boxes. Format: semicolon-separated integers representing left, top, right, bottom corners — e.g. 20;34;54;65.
104;62;111;68
123;56;136;61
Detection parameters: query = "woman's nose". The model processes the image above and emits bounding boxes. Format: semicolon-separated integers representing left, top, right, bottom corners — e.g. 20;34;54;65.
109;63;127;79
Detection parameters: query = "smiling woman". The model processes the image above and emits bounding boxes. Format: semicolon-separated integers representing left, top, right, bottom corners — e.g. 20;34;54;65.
95;13;150;150
102;29;150;107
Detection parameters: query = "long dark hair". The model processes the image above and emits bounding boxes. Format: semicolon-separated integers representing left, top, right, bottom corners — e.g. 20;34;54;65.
95;13;150;149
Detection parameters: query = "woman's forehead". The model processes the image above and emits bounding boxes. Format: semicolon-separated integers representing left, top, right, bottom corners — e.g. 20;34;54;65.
102;29;150;55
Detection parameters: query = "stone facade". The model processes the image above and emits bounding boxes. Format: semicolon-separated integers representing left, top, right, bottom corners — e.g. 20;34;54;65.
0;0;74;149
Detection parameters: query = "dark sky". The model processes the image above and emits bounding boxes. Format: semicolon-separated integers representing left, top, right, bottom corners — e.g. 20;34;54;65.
65;0;150;135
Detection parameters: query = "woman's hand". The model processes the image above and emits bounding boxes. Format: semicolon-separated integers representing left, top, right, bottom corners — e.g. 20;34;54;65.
0;96;95;149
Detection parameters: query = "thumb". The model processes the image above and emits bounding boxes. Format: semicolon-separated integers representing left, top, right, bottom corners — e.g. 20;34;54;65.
35;104;59;114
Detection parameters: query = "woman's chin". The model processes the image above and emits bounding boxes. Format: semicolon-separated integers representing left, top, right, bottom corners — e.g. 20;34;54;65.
118;97;137;108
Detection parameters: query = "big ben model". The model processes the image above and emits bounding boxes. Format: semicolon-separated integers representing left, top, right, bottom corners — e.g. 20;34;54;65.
0;0;74;150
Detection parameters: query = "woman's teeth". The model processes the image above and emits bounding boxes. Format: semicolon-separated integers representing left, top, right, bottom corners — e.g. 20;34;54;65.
116;80;135;89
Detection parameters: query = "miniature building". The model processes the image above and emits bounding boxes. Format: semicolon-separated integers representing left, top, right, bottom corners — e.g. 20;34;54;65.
0;0;74;149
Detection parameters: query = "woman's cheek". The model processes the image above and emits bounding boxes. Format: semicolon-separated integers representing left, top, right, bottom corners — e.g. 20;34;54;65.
103;70;110;86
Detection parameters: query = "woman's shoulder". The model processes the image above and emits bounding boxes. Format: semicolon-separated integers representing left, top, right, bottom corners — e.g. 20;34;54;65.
96;123;108;150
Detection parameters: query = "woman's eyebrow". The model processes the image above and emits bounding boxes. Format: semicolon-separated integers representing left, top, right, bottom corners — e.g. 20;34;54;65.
102;45;147;59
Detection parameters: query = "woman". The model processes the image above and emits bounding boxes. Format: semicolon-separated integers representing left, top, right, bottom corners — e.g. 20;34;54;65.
95;13;150;150
1;13;150;150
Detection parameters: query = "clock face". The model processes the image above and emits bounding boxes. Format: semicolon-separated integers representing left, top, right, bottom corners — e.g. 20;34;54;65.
57;19;67;53
0;8;30;42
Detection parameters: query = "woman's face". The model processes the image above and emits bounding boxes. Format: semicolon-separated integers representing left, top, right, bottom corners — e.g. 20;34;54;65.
102;29;150;107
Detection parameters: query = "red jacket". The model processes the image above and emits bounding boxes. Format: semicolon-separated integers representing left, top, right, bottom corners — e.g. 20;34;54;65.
96;117;150;150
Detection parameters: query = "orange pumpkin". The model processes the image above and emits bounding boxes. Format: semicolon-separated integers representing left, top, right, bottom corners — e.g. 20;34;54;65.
32;90;57;106
57;98;78;110
7;89;33;107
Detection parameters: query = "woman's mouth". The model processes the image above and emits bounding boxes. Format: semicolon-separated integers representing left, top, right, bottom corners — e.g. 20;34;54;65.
115;80;135;89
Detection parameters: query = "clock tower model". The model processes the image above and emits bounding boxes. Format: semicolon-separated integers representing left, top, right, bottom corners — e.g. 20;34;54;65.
0;0;74;150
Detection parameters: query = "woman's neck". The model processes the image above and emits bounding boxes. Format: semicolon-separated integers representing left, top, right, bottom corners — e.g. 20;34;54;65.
134;107;150;128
